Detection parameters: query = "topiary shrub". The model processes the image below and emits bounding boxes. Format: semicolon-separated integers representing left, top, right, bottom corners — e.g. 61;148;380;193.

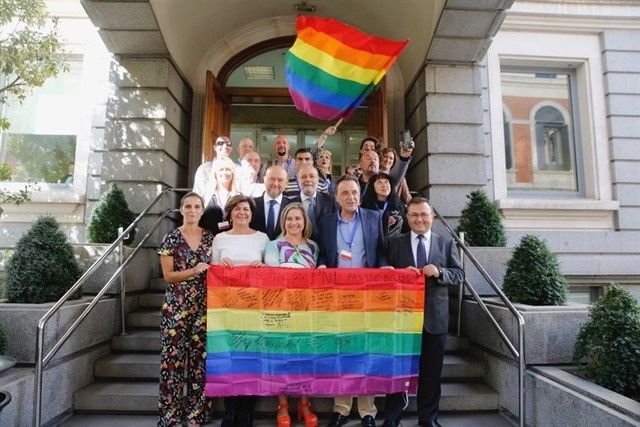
456;189;507;247
0;327;6;355
502;235;567;305
573;284;640;398
5;216;82;303
87;184;136;244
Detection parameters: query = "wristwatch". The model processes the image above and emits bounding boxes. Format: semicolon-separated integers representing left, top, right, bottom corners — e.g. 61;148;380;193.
437;267;443;278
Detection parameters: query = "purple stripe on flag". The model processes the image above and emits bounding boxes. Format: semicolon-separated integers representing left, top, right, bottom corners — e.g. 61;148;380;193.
289;87;356;121
205;374;418;396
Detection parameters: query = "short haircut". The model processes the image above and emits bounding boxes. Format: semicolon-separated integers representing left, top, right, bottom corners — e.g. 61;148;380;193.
295;147;312;158
380;147;398;165
335;174;359;193
297;164;319;178
180;191;204;207
407;196;433;212
279;202;312;239
359;137;379;152
224;194;256;222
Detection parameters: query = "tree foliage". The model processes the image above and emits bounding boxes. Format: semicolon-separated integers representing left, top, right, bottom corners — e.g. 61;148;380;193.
5;216;82;303
87;184;137;245
0;0;67;130
456;189;507;247
573;284;640;398
0;183;32;215
502;235;567;305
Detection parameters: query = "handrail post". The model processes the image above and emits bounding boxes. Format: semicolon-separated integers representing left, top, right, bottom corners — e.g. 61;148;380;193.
33;326;44;426
457;232;465;337
118;227;128;336
518;319;525;427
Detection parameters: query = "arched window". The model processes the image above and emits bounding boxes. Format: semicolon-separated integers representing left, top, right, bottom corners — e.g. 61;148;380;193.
534;105;571;171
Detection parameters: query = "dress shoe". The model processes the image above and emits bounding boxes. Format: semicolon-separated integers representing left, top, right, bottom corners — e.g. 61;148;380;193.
361;415;377;427
382;420;399;427
220;413;237;427
326;412;349;427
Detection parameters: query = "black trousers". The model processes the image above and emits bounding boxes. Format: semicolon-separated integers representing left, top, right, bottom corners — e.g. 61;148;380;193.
224;396;257;426
417;331;447;427
383;331;446;426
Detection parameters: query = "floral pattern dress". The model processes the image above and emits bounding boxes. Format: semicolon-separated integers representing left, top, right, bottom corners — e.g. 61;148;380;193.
156;228;214;426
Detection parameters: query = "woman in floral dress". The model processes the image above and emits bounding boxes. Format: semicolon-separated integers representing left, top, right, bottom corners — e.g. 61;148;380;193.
157;192;214;426
264;203;319;427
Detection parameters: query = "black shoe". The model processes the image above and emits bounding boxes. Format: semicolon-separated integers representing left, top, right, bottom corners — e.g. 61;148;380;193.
236;414;253;427
327;412;349;427
221;412;237;427
382;420;399;427
361;415;377;427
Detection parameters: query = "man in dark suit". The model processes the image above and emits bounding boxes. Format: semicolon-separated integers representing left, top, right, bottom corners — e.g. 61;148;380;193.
382;197;463;427
289;165;337;240
316;174;387;427
249;165;291;240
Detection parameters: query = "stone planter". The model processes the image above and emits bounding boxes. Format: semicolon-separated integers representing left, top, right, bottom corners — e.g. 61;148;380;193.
461;298;589;364
0;296;120;364
73;244;157;295
462;247;513;296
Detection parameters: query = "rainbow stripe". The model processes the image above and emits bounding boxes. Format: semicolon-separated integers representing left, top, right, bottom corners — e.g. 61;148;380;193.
285;16;409;121
205;266;424;396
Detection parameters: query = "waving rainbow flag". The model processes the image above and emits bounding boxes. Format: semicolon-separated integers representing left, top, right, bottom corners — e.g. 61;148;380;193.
205;266;424;396
285;16;409;121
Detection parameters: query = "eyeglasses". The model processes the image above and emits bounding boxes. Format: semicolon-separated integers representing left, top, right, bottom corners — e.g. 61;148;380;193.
407;213;433;220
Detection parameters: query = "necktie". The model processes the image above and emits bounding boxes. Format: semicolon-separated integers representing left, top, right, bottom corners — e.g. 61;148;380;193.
267;199;276;235
305;197;317;230
416;234;427;267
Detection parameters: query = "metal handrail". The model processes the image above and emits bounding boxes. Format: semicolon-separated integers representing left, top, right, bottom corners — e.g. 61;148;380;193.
433;208;525;427
33;187;190;426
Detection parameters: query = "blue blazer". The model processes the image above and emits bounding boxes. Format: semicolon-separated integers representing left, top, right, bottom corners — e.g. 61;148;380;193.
250;194;292;240
317;208;388;268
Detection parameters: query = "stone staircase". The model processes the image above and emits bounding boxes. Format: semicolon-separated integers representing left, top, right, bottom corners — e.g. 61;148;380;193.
73;278;500;418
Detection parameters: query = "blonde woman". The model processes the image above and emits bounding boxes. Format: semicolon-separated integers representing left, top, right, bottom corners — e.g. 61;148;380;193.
264;203;319;427
200;157;240;234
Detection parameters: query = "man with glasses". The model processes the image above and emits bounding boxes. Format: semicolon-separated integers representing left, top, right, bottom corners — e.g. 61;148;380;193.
193;136;236;198
382;197;464;427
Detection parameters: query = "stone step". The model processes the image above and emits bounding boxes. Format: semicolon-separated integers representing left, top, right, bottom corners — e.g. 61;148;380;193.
149;278;168;291
138;292;164;308
93;352;483;381
111;330;160;352
74;381;498;413
127;310;160;329
94;353;159;379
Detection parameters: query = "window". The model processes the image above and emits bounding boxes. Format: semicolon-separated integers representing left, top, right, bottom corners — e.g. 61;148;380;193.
500;70;582;194
0;55;83;185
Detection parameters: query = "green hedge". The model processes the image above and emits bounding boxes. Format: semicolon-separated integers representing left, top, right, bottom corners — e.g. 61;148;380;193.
456;189;506;247
502;235;567;305
5;216;82;303
574;284;640;398
87;184;136;244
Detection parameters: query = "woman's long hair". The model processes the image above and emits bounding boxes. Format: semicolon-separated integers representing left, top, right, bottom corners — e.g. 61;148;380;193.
209;157;240;194
361;172;406;237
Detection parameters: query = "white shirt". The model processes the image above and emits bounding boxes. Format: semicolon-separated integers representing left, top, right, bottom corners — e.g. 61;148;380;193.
410;230;432;266
300;192;317;202
263;193;284;228
210;231;270;265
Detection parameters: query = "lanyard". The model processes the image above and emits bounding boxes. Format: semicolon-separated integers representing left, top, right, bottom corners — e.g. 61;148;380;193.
338;213;360;248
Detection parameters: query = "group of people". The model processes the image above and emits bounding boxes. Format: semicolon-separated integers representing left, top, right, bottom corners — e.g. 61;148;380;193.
156;130;464;427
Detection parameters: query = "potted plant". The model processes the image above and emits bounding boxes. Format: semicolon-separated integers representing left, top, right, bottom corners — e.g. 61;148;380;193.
456;189;511;295
573;284;640;399
87;184;136;245
461;235;589;364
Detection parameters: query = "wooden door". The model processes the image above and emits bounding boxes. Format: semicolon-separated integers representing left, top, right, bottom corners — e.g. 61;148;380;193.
202;70;231;162
366;78;387;146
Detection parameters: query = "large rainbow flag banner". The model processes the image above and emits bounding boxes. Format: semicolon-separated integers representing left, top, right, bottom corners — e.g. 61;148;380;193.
285;16;409;121
205;266;424;396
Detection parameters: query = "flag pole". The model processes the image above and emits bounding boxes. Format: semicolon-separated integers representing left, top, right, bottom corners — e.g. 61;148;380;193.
334;118;343;129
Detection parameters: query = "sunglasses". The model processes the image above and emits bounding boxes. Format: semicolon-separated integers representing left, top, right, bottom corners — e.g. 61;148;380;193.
215;141;232;147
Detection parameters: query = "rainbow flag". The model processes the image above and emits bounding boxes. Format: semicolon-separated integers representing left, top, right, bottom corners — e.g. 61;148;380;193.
205;266;424;396
285;16;409;121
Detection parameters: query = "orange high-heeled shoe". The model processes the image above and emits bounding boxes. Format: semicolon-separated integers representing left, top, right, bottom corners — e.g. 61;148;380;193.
297;400;318;427
277;402;291;427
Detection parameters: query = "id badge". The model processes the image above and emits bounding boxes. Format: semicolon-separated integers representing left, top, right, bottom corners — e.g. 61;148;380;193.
218;221;230;230
339;250;352;260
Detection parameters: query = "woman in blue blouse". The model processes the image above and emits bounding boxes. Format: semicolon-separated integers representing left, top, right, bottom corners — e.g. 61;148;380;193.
264;203;318;427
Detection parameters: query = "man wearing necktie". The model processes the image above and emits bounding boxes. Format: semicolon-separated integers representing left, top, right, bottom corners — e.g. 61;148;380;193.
249;165;291;240
382;197;464;427
291;165;337;240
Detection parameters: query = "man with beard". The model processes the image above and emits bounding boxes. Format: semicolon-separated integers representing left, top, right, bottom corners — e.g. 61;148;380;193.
290;165;337;239
271;135;297;180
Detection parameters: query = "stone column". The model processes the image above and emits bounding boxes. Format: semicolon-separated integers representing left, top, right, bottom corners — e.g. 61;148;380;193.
405;63;488;227
87;57;192;245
